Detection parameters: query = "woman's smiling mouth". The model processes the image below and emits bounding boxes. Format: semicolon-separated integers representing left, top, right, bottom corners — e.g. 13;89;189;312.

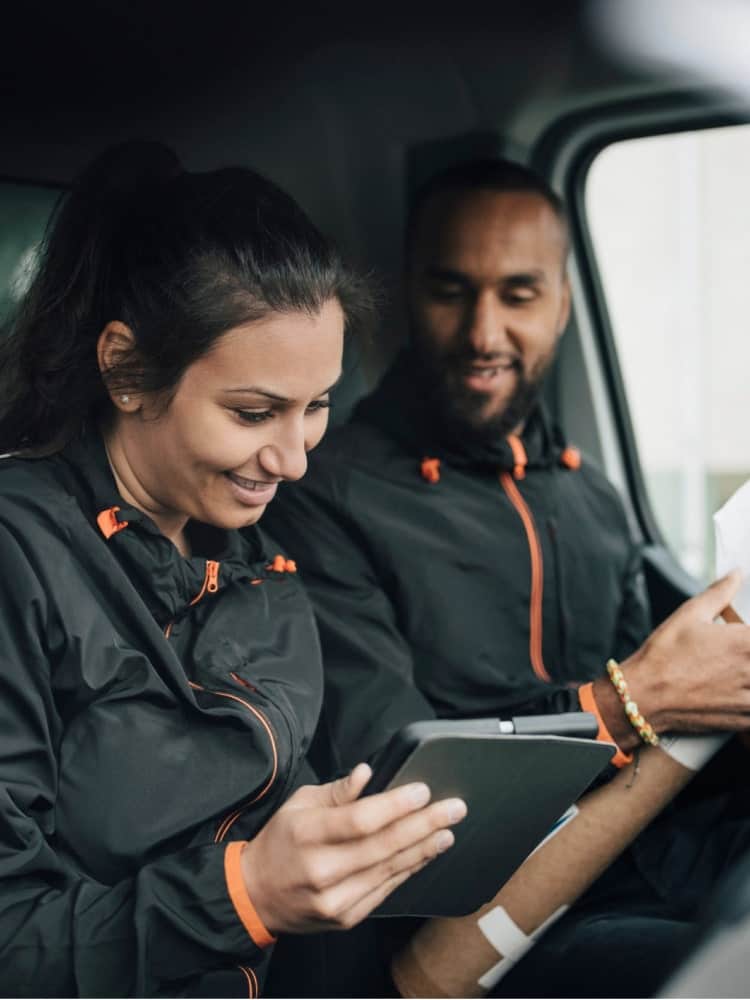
225;471;279;506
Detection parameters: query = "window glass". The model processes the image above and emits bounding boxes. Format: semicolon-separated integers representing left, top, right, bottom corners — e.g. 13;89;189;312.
0;183;59;323
586;126;750;581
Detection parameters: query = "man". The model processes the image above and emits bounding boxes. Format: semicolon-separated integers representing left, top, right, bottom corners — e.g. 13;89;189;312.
264;159;750;994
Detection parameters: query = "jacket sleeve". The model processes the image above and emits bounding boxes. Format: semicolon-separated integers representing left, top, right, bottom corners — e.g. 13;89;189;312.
611;544;652;661
0;524;270;998
264;460;438;776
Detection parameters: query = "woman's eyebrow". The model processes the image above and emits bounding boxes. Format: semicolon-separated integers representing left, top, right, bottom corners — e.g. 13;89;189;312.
225;373;343;401
225;386;290;401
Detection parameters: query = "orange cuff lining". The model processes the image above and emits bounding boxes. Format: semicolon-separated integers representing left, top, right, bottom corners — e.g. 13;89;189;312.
578;682;633;769
224;841;277;949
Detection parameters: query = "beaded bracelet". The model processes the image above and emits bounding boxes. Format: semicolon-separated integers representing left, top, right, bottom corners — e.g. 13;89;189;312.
606;658;660;747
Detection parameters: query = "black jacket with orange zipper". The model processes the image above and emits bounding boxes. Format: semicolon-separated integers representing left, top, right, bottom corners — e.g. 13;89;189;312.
0;427;322;998
263;351;651;779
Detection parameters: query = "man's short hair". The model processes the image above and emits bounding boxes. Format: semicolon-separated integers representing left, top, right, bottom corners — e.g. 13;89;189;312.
406;157;570;257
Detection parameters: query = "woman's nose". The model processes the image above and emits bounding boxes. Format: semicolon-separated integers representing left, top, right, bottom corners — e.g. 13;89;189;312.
257;422;309;482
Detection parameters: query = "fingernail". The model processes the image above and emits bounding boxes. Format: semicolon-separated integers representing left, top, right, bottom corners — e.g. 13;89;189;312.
405;782;431;807
445;798;467;823
436;830;454;852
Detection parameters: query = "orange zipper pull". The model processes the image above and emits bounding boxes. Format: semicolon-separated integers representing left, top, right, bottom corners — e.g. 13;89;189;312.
420;456;441;483
206;560;220;593
506;434;528;480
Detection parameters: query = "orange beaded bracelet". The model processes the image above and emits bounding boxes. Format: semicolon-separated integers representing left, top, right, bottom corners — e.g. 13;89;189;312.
606;658;660;747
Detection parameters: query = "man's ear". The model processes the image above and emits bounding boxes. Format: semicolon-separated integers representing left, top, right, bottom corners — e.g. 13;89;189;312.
97;321;141;412
556;276;572;337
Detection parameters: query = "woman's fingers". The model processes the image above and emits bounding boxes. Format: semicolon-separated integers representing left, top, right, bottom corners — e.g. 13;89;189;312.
288;762;373;810
302;779;452;846
296;795;466;890
240;766;466;936
305;824;458;929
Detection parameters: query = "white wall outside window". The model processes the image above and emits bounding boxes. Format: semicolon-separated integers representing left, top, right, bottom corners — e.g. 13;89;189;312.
586;125;750;581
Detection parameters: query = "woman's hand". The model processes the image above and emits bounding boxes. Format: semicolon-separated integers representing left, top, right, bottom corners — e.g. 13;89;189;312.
594;569;750;748
240;763;467;935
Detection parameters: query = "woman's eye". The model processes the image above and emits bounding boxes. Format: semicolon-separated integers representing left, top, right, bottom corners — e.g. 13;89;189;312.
235;409;273;424
306;400;331;415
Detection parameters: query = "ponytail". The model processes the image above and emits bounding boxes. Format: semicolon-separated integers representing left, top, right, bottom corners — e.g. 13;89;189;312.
0;141;372;455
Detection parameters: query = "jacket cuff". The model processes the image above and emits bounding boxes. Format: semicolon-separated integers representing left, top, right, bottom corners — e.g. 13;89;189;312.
578;682;633;769
224;842;277;949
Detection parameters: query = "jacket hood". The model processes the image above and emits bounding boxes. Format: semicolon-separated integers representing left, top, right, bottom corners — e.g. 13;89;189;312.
352;349;576;476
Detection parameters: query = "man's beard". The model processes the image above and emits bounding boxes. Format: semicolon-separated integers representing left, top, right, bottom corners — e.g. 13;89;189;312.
414;343;551;447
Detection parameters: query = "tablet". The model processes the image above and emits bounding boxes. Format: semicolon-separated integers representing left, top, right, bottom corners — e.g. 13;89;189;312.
367;719;615;918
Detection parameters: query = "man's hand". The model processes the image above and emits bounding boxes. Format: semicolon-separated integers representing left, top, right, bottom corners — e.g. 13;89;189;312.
240;763;467;935
593;569;750;749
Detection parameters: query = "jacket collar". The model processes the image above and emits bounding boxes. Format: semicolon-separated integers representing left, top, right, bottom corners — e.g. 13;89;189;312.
57;424;269;626
353;350;570;475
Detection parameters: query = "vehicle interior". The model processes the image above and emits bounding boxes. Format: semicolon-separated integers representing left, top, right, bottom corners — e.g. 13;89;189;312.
3;0;749;992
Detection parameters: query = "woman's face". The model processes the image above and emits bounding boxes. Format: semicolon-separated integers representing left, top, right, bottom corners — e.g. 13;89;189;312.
106;300;344;543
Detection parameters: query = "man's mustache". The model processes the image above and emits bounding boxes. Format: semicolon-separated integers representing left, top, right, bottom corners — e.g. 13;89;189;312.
447;351;523;371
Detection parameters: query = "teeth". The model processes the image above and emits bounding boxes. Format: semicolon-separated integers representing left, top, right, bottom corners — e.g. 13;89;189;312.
230;473;263;490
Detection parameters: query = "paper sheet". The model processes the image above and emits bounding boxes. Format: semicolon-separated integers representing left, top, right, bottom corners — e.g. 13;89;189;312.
713;477;750;621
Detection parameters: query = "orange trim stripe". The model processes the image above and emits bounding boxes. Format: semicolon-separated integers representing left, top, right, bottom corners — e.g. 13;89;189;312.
187;681;279;841
578;682;633;769
224;842;277;949
500;470;551;683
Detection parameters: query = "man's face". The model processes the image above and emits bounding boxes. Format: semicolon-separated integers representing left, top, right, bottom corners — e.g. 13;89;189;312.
407;188;571;439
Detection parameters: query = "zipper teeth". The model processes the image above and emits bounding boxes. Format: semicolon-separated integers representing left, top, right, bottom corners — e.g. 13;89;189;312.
187;681;279;841
499;470;551;683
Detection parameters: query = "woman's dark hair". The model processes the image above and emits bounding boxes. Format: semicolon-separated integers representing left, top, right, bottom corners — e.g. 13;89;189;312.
0;141;373;454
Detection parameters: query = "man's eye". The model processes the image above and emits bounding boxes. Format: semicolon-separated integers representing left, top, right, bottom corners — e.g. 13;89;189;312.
504;290;537;305
235;409;273;424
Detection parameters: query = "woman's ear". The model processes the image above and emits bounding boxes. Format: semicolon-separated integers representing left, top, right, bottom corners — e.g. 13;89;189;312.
97;321;141;412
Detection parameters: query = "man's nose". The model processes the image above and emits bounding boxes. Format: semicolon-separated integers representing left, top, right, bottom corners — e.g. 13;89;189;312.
466;290;509;356
257;420;309;483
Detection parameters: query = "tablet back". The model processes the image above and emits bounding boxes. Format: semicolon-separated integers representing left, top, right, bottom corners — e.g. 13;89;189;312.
374;732;614;917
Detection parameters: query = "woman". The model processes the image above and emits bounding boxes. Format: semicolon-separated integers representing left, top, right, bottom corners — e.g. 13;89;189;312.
0;142;465;998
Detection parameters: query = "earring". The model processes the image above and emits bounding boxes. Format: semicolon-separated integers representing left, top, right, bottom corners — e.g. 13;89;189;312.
121;395;130;403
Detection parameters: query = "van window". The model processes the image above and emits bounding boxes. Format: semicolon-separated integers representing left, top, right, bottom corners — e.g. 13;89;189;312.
585;125;750;582
0;183;59;323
